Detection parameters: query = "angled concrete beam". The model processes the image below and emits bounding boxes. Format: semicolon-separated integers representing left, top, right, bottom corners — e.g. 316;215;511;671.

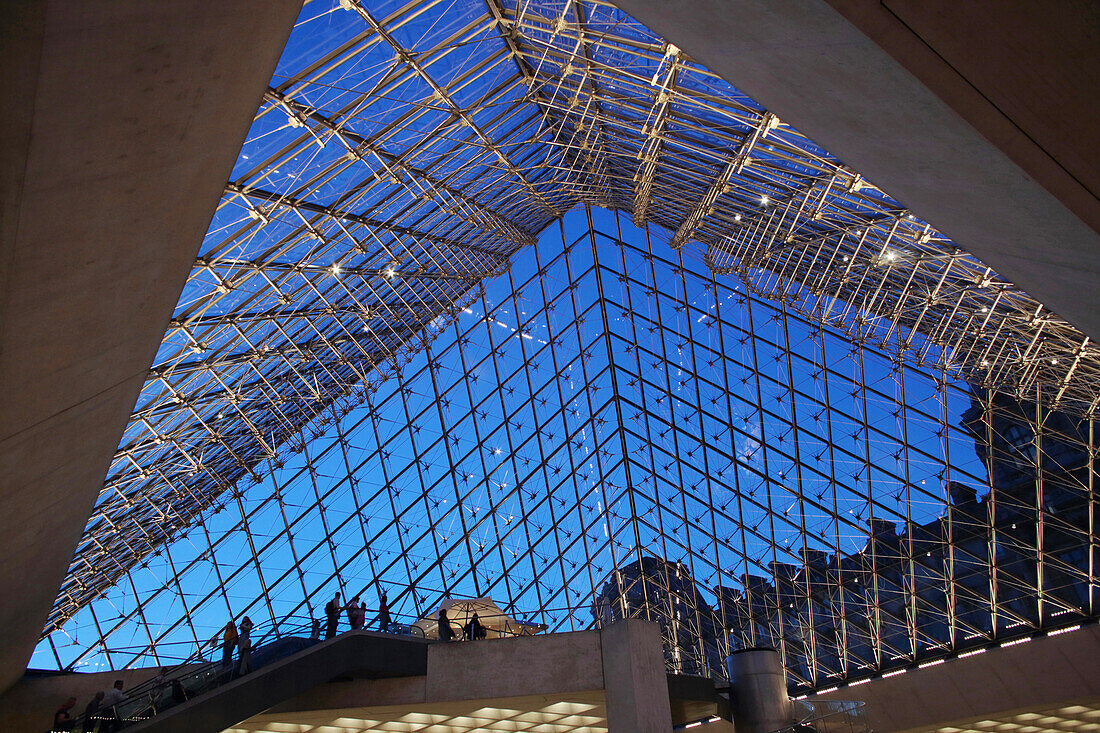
813;624;1100;732
0;0;301;692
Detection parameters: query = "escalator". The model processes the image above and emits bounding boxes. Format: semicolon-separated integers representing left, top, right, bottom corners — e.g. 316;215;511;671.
79;631;430;733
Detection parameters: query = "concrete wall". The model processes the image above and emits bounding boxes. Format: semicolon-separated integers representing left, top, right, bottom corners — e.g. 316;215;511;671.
812;625;1100;732
264;629;607;715
429;628;606;701
264;622;673;731
0;0;301;693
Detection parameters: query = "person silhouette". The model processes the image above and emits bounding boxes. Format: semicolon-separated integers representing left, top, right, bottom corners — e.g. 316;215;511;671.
378;590;391;632
438;608;454;641
324;592;342;638
217;621;237;672
470;611;486;640
82;691;105;730
347;595;363;630
53;697;76;731
237;616;253;676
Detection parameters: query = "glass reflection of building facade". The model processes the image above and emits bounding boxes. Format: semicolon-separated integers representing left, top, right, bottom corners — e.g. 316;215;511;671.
594;557;724;678
592;388;1095;691
29;0;1098;696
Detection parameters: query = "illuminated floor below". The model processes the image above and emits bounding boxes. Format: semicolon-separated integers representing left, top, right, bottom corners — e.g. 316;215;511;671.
223;691;611;733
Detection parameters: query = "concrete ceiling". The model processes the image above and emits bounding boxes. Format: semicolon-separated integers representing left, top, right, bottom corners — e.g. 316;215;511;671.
0;0;301;693
613;0;1100;341
227;691;732;733
226;693;612;733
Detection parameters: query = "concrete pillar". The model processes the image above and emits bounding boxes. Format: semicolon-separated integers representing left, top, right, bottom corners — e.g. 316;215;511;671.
726;648;791;733
600;619;673;732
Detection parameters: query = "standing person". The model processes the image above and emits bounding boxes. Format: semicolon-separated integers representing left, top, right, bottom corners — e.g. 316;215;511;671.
346;594;362;630
324;592;342;639
438;608;454;641
469;612;486;640
358;600;368;630
377;591;391;632
100;680;127;733
237;616;253;676
170;679;188;706
82;691;104;732
53;696;76;731
310;617;321;640
149;666;168;698
218;621;238;674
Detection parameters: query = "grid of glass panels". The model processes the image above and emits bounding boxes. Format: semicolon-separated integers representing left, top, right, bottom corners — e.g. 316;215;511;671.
37;0;1098;692
34;210;1096;692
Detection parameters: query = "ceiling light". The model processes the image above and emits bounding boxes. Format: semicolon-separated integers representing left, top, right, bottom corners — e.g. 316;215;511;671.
1048;625;1081;636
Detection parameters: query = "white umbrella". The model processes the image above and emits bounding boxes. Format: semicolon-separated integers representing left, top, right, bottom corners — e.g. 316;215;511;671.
413;597;546;639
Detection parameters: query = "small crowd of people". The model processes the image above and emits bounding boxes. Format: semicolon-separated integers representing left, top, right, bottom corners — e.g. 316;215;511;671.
50;618;238;733
51;678;134;732
319;590;494;643
321;590;391;638
437;608;487;642
319;589;493;644
52;673;192;732
214;615;254;678
49;588;415;732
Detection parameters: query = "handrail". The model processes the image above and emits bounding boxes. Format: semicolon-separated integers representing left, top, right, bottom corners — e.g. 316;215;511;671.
124;631;432;733
131;616;312;692
773;699;870;733
67;615;316;731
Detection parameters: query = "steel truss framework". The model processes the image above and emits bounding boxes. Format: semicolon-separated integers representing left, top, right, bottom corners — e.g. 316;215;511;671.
38;209;1097;690
36;0;1098;692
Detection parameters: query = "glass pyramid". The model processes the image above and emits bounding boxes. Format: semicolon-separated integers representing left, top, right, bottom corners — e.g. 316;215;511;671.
34;0;1097;694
